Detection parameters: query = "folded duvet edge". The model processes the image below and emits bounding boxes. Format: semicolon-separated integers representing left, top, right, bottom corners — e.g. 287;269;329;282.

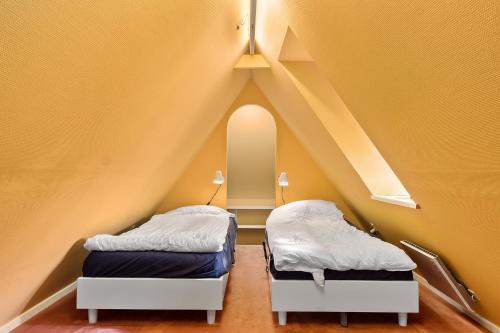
84;212;230;253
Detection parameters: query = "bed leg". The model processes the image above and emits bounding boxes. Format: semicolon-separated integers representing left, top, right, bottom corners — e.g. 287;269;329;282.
340;312;348;327
88;309;98;324
398;312;408;327
207;310;216;324
278;311;287;326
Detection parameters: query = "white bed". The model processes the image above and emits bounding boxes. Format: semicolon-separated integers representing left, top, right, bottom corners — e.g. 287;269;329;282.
77;205;235;324
265;200;419;326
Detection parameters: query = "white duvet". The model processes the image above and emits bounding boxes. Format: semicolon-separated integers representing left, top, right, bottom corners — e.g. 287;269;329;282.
267;200;416;286
84;205;233;253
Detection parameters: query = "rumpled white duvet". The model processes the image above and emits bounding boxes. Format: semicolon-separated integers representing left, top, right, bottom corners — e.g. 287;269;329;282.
84;205;233;253
267;200;416;286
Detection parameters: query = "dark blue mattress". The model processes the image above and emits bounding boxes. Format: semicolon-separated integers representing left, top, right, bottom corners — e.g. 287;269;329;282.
83;217;237;279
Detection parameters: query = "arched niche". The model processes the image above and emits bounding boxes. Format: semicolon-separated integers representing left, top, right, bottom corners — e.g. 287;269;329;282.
227;105;276;207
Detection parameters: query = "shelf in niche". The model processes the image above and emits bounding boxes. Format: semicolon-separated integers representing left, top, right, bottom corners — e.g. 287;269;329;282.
238;224;266;229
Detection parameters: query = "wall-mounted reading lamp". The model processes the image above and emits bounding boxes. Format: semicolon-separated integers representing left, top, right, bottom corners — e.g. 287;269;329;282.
207;170;224;206
278;172;288;205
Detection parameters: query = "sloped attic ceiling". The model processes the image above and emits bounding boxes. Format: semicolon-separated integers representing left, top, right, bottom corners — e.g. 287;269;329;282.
253;0;500;325
1;0;499;328
0;0;249;324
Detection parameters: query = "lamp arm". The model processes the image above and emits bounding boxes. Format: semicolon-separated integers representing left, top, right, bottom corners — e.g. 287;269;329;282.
206;184;222;206
277;174;287;205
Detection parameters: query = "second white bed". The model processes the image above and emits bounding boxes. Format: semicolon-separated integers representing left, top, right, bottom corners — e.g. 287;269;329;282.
265;200;419;326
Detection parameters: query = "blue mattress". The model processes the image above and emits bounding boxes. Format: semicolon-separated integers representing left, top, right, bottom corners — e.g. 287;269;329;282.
83;217;237;279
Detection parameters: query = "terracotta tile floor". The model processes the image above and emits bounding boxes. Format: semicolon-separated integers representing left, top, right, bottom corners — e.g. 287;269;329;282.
13;245;487;332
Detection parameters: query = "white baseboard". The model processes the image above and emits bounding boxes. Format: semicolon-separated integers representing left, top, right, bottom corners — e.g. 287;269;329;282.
0;281;76;333
414;273;499;333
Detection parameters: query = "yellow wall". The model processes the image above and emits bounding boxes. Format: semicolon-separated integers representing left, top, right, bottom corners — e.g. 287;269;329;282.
157;81;360;226
1;0;498;328
254;0;500;324
0;0;249;326
156;108;229;212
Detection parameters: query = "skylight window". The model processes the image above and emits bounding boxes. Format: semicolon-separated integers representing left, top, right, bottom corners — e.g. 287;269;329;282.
278;28;417;209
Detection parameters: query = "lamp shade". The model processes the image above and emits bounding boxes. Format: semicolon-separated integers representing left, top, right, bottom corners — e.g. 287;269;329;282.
213;170;224;185
278;172;288;187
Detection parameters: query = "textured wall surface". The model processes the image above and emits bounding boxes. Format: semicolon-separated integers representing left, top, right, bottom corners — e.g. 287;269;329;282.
1;0;499;327
254;0;500;325
0;0;249;325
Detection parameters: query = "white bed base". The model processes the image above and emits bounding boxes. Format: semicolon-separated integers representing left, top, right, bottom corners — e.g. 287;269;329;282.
77;273;228;324
271;276;419;326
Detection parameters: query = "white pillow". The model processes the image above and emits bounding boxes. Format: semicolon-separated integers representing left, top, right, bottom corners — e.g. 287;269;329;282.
164;205;235;217
271;200;344;222
303;200;344;220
